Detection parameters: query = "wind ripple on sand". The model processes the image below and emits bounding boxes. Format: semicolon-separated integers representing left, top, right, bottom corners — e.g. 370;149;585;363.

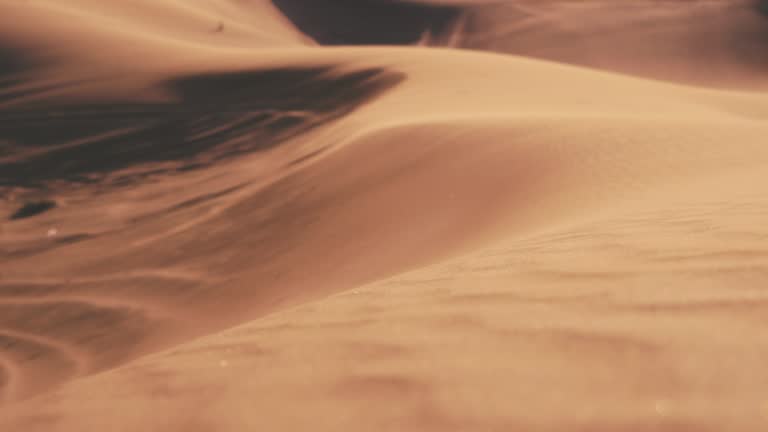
0;65;404;189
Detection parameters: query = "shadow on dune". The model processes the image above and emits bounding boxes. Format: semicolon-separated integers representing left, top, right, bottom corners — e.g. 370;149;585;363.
757;0;768;16
0;50;405;400
271;0;462;45
271;0;768;89
9;200;56;220
0;300;169;399
457;1;768;88
0;65;404;191
0;45;35;103
0;68;21;105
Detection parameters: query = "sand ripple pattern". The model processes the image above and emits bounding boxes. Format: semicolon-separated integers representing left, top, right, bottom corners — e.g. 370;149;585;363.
0;63;404;402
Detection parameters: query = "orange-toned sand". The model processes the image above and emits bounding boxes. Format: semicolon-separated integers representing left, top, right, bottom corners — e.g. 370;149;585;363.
1;0;767;430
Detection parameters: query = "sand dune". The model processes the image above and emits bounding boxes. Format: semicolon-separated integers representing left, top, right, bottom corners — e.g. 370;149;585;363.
274;0;768;89
444;0;768;90
1;0;768;430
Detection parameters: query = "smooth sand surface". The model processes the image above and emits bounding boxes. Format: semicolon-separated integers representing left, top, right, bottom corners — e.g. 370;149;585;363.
1;0;767;430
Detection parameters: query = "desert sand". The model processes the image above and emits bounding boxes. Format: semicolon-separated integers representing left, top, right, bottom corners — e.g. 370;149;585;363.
1;0;767;430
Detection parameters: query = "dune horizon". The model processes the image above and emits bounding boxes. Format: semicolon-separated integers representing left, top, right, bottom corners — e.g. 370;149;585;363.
1;0;767;430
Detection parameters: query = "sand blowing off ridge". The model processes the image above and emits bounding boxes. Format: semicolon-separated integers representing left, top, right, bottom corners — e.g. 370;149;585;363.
1;0;768;431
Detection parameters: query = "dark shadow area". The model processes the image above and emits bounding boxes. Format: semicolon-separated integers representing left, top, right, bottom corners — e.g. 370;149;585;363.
0;302;153;371
0;43;67;109
0;66;404;189
271;0;463;45
0;332;79;398
10;200;57;220
0;45;31;102
0;299;175;404
757;0;768;17
0;274;203;402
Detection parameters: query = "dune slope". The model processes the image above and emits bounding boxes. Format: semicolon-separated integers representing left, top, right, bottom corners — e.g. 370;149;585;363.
274;0;768;90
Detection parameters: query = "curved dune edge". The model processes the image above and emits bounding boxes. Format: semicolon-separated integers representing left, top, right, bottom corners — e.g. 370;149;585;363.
2;44;768;403
3;116;768;429
2;105;768;406
272;0;768;90
0;0;768;430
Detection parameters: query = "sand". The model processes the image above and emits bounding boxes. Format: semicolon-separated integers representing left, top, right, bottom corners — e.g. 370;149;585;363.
1;0;767;430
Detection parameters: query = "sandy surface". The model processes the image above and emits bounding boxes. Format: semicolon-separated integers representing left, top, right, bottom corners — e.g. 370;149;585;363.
1;0;767;430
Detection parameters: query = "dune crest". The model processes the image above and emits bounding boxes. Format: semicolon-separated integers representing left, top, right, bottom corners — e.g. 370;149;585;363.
273;0;768;89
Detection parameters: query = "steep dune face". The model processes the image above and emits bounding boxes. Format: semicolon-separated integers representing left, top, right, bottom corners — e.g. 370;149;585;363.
0;0;403;402
450;0;768;89
1;66;402;189
1;0;768;431
273;0;768;89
